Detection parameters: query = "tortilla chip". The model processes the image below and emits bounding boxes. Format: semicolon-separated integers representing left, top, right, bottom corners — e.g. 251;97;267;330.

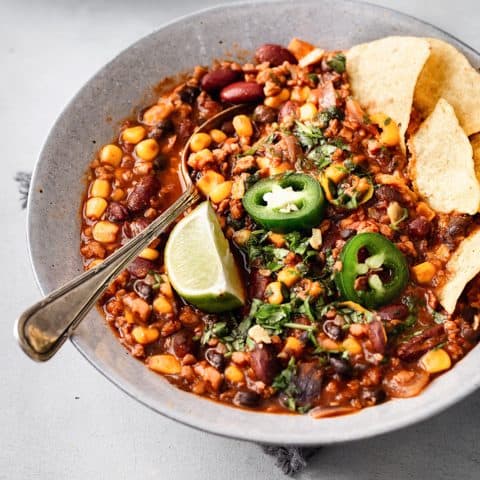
437;229;480;313
471;133;480;182
414;38;480;136
409;98;480;214
346;36;430;153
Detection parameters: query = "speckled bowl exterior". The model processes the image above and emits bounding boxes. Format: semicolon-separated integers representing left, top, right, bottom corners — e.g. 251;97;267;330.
27;0;480;445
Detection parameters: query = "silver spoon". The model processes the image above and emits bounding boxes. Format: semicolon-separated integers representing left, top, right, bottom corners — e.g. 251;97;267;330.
15;104;249;361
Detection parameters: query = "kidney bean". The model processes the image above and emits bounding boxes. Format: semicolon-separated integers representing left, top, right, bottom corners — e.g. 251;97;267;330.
133;279;154;302
201;68;240;94
255;44;297;66
294;362;323;407
205;348;225;371
377;303;409;321
278;100;299;124
250;344;279;385
248;269;269;300
178;85;200;104
407;216;430;239
126;175;158;213
128;257;156;279
252;104;277;123
367;319;387;354
396;324;445;361
375;185;403;203
329;357;352;377
220;81;264;104
172;330;193;358
196;93;222;121
124;217;150;238
233;390;261;408
105;202;129;222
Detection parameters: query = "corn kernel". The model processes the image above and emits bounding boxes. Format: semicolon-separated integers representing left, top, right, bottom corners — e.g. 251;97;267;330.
266;281;284;305
159;275;173;298
209;181;233;203
290;86;311;103
270;162;291;176
420;348;451;373
264;88;290;108
309;281;323;298
342;337;363;355
256;156;270;170
232;115;253;137
370;113;400;147
225;364;244;383
153;294;173;314
99;144;123;167
132;326;160;345
268;232;286;248
319;337;342;351
142;103;174;126
277;267;301;288
139;247;159;261
299;102;318;121
196;170;225;196
189;148;214;169
190;132;212;152
135;138;160;161
288;38;315;60
147;354;181;374
111;188;125;201
85;197;108;219
92;221;119;243
87;259;103;270
124;309;135;324
416;201;436;221
209;129;227;144
280;336;304;358
232;228;251;246
325;164;347;183
412;262;436;285
122;125;147;144
90;179;111;198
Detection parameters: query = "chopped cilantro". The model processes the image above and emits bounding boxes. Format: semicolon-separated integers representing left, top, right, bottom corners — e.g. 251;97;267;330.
327;53;346;73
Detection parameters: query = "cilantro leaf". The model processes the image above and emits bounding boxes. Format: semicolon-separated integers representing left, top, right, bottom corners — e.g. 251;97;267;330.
327;53;346;73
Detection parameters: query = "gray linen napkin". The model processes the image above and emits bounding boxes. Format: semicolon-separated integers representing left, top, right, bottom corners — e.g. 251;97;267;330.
14;171;319;476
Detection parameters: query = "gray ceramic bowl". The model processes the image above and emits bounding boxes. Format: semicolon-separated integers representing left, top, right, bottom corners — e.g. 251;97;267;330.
27;0;480;445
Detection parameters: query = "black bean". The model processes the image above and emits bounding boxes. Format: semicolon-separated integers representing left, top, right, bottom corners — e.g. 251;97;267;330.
375;185;403;203
329;357;352;377
133;280;154;302
179;85;201;104
323;319;345;341
360;387;386;406
205;348;225;371
149;118;174;140
295;362;323;407
233;390;261;408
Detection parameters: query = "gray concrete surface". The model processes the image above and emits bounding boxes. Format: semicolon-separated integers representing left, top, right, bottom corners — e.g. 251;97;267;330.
1;1;479;478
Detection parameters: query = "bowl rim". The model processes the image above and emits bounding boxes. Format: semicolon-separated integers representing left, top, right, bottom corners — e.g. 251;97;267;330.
26;0;480;446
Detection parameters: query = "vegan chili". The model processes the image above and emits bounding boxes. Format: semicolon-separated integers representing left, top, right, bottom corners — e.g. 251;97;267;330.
80;39;480;416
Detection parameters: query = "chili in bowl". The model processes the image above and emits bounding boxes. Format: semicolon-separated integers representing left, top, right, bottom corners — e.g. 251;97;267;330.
79;36;480;418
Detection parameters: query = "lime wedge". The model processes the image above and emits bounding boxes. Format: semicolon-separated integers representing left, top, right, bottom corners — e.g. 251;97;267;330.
164;201;245;313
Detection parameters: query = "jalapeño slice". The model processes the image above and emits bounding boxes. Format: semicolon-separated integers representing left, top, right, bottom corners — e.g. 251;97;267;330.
335;232;409;308
242;173;325;233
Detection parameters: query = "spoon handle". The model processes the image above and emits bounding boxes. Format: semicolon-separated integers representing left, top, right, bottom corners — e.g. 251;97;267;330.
15;187;199;361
